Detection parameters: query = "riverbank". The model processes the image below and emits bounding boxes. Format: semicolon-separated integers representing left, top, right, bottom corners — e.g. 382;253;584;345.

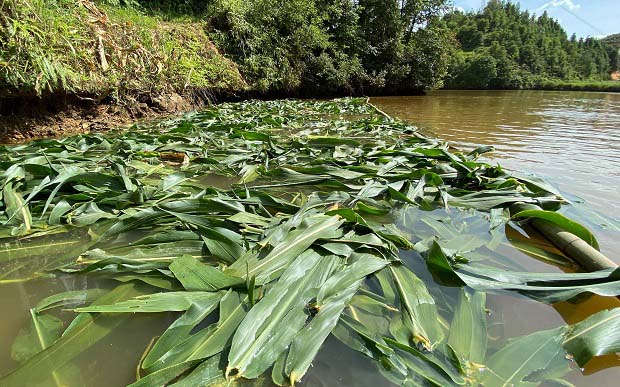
442;80;620;93
0;91;210;143
0;0;250;142
534;80;620;92
3;0;618;143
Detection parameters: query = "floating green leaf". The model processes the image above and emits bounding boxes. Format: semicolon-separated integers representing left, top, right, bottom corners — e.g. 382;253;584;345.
563;307;620;366
170;255;244;291
512;209;600;250
75;291;222;313
389;264;444;350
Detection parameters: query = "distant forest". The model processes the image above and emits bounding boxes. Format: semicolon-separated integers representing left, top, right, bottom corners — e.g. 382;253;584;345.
443;0;619;89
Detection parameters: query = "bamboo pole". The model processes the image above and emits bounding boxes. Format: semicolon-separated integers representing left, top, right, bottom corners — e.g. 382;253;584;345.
509;203;617;271
365;97;393;120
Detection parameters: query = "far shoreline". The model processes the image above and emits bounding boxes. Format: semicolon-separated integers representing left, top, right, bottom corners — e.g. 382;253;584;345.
442;80;620;93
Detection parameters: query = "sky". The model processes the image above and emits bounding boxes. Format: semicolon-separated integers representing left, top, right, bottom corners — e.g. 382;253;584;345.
452;0;619;38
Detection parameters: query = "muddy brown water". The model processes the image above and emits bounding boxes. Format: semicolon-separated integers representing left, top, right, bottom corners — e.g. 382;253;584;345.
373;91;620;258
1;91;620;386
374;91;620;385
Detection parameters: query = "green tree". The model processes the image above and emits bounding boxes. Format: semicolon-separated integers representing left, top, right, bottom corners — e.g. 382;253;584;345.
443;0;615;89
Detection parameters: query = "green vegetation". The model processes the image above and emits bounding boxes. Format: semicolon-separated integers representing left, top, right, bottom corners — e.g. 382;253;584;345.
2;98;620;385
602;33;620;49
443;0;619;90
107;0;454;95
0;0;245;100
2;0;619;103
202;0;453;95
536;79;620;92
0;0;454;100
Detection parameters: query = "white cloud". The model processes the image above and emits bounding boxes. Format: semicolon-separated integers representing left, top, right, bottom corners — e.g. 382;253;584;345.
454;6;466;12
535;0;581;13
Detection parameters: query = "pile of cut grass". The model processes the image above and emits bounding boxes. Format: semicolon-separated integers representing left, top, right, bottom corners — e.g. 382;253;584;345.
1;98;620;386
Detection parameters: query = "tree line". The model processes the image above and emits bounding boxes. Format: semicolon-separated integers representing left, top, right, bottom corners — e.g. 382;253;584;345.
130;0;618;92
102;0;456;95
443;0;619;89
3;0;618;100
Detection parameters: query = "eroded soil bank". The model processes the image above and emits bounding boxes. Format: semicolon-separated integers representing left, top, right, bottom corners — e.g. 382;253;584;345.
0;92;208;143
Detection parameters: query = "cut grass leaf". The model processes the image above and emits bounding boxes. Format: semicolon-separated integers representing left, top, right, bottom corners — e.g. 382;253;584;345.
199;227;246;264
35;289;108;313
389;264;444;350
226;214;344;283
563;307;620;367
286;254;388;384
11;309;63;363
145;291;249;372
2;182;32;232
512;209;600;250
75;291;223;313
447;290;487;368
226;250;338;379
170;255;244;291
141;298;222;370
482;327;570;387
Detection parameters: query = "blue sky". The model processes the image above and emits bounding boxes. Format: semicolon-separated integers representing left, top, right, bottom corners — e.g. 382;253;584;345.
452;0;619;38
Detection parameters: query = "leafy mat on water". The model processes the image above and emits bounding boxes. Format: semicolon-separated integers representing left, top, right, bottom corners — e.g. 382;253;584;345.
1;98;618;386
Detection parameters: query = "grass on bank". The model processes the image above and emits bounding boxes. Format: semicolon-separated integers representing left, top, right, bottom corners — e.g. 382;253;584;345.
0;0;246;101
536;79;620;92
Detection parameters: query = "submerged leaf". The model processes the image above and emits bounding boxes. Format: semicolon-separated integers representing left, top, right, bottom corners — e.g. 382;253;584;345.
11;310;63;363
482;327;570;387
389;264;444;350
0;283;144;385
563;307;620;366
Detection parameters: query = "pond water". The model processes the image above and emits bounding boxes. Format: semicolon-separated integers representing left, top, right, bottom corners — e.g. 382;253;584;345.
2;94;620;386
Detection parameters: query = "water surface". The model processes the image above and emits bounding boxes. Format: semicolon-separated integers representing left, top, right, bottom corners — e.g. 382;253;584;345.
375;91;620;386
373;90;620;257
